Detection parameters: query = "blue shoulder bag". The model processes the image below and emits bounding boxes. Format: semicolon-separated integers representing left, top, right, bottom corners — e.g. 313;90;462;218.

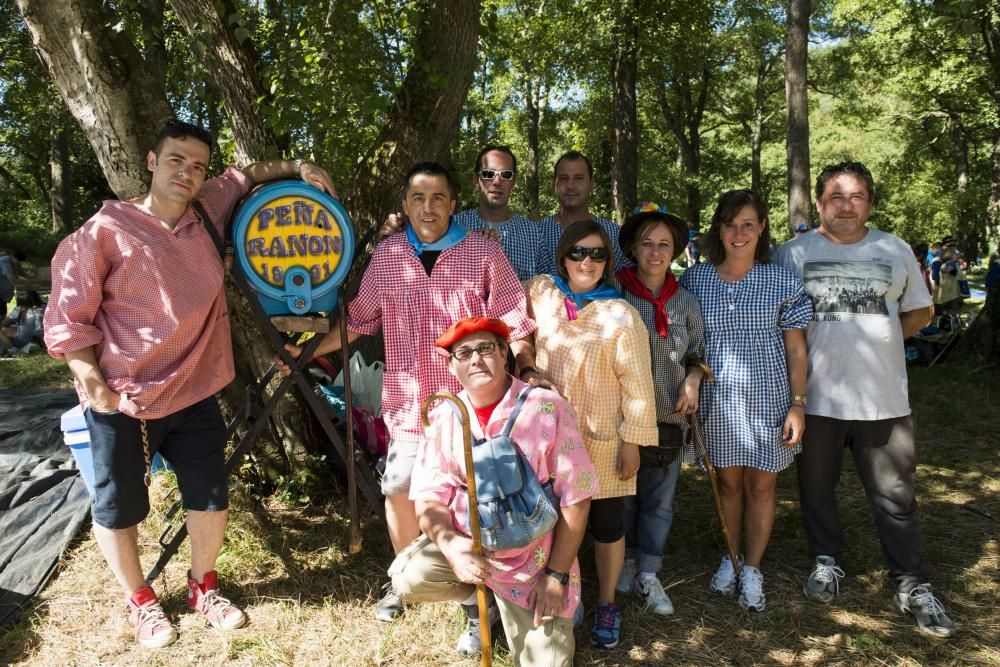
463;386;560;552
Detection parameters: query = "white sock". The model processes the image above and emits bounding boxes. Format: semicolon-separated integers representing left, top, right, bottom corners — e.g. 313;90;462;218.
638;571;658;583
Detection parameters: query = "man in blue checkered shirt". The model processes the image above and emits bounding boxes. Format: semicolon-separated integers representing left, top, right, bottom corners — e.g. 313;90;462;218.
535;151;627;276
453;146;539;281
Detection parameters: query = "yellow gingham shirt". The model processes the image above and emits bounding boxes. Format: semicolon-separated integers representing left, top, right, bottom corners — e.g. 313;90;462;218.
527;275;657;499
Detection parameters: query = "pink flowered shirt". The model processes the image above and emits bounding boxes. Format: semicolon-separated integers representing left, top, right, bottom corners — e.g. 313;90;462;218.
410;378;599;619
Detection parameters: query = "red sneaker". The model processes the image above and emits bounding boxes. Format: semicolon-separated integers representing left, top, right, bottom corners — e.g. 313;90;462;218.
128;586;178;649
186;570;247;630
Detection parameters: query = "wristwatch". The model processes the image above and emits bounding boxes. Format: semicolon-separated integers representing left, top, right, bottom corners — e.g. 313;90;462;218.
518;366;537;379
544;567;569;585
293;158;304;175
792;394;808;406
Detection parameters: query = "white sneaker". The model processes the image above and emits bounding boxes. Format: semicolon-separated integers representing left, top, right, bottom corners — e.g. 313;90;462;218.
709;554;743;595
803;555;845;603
616;559;638;594
636;574;674;615
455;601;500;656
738;565;766;612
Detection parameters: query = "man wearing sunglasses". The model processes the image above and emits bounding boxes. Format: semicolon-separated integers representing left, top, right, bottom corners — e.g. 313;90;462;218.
536;151;628;276
453;146;539;281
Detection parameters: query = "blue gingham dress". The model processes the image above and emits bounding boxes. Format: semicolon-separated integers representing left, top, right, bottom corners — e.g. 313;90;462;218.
679;262;812;471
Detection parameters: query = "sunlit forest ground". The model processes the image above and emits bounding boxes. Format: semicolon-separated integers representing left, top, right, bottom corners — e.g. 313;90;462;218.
0;288;996;666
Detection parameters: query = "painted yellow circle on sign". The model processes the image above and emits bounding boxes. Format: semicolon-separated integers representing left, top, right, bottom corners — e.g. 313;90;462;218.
243;195;346;288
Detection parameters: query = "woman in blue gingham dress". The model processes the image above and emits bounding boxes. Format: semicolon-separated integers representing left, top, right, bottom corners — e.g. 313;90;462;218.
679;189;812;613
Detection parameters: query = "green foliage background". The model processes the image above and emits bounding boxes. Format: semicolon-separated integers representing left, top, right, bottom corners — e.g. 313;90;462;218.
1;0;996;259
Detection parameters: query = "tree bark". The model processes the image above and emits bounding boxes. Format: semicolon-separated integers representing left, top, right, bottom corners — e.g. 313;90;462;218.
950;119;980;255
168;0;287;163
137;0;168;83
785;0;811;232
523;75;542;220
50;114;71;234
657;71;709;227
15;0;173;199
347;0;481;239
610;1;639;224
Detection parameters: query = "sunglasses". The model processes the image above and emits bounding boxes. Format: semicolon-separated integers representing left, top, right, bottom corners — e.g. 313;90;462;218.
566;246;609;262
478;169;515;181
451;341;503;362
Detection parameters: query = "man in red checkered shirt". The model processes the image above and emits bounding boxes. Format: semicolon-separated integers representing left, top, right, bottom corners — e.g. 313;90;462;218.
279;162;542;631
44;119;337;649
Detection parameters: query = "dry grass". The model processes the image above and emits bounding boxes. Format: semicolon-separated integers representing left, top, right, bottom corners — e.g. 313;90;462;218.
1;361;997;666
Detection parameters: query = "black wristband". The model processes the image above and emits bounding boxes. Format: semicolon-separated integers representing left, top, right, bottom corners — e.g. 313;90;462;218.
544;567;569;585
518;366;537;379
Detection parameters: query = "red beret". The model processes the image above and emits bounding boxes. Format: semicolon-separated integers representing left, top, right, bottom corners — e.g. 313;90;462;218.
435;317;510;350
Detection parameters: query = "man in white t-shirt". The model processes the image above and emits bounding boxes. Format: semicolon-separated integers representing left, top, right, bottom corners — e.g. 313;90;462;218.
773;161;955;638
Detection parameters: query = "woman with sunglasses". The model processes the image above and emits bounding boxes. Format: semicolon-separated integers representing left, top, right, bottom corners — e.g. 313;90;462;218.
525;220;657;649
612;203;708;617
679;190;811;612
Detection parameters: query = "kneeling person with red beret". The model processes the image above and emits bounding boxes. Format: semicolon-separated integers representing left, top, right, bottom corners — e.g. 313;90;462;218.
390;317;597;665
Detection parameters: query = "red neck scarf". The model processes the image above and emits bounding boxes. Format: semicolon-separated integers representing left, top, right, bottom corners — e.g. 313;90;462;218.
616;266;679;337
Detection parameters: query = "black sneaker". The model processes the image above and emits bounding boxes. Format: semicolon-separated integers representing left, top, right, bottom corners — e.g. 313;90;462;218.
375;583;404;622
894;584;956;638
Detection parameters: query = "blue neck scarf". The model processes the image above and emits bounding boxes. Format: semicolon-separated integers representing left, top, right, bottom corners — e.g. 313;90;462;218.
405;218;468;256
551;274;621;320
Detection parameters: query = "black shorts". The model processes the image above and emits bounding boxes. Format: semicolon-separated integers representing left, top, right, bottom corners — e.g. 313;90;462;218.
589;496;625;543
84;396;228;529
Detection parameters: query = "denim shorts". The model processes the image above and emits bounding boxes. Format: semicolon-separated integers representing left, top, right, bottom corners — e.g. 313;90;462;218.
84;396;228;529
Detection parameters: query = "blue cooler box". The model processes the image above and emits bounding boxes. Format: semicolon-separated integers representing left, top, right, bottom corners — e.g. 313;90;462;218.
62;405;169;496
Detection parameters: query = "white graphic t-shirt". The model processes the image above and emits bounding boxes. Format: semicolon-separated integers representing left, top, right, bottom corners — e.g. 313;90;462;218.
772;228;931;420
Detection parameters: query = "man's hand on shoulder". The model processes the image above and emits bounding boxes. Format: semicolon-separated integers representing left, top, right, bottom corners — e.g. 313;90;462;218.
472;227;501;243
378;212;406;241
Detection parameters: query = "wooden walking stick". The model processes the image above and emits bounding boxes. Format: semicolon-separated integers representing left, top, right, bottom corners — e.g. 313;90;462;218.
421;392;492;667
687;413;741;577
339;296;363;554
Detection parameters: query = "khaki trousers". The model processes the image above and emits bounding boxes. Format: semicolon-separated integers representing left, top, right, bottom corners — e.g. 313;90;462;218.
389;534;575;667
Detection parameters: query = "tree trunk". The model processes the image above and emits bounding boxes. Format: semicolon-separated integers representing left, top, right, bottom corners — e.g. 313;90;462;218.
657;71;709;228
954;285;999;362
347;0;481;239
785;0;811;232
524;75;542;220
951;120;980;255
750;58;775;194
50;114;71;234
990;132;1000;246
137;0;168;83
15;0;173;199
168;0;287;163
610;1;638;224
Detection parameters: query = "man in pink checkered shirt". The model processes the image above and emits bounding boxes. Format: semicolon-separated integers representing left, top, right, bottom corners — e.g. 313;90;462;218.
44;119;337;649
278;162;542;630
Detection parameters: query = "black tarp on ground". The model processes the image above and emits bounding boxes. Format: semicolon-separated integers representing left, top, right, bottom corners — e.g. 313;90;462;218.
0;388;89;630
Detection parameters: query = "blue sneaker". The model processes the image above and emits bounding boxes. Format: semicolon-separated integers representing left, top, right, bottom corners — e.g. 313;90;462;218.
590;602;621;649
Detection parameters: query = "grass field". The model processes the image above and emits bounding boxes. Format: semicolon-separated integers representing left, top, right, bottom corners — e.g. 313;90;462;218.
0;352;996;665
